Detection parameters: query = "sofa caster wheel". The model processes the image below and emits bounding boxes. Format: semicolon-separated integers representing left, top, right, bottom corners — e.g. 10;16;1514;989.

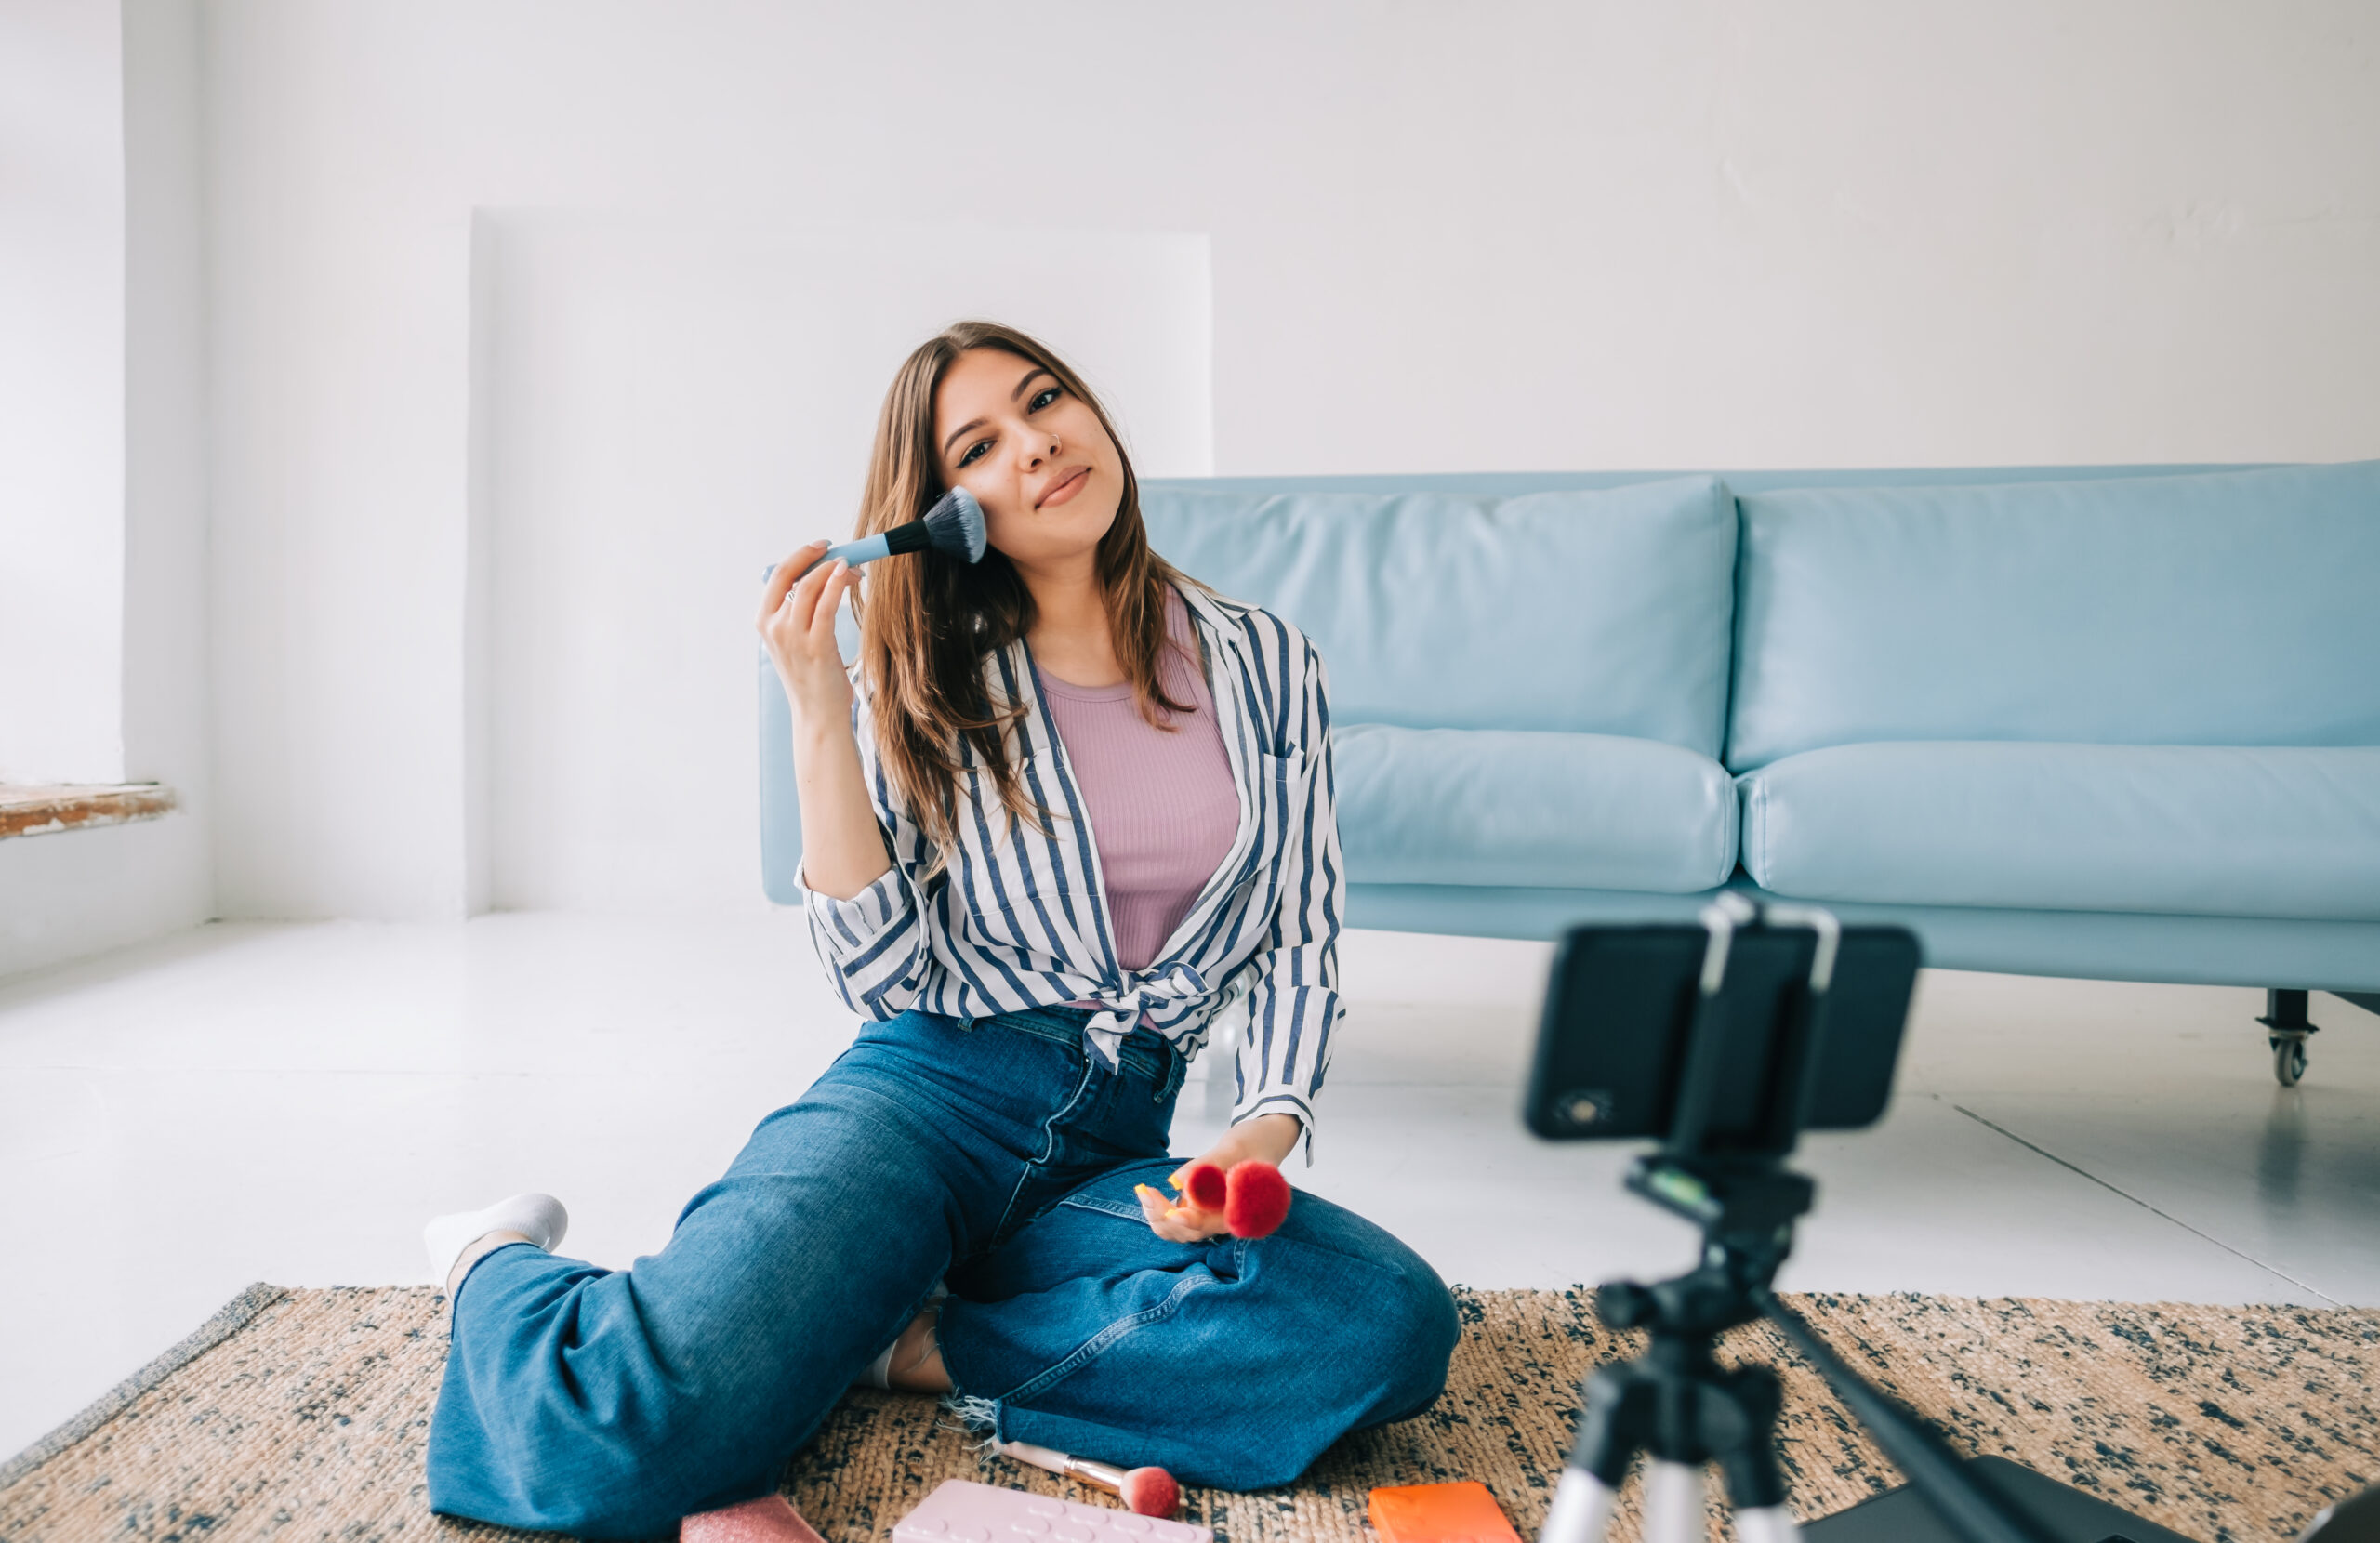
2260;991;2317;1088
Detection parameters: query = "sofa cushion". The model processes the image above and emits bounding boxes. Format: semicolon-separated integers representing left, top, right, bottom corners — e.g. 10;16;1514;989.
1142;477;1737;758
1336;723;1737;892
1739;741;2380;920
1726;460;2380;771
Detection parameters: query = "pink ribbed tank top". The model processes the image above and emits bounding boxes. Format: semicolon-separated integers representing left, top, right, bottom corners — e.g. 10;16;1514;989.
1037;587;1241;973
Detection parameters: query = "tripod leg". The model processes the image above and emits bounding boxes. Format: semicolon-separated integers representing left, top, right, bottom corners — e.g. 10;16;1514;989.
1540;1362;1655;1543
1732;1509;1802;1543
1536;1470;1617;1543
1710;1365;1800;1542
1643;1462;1704;1543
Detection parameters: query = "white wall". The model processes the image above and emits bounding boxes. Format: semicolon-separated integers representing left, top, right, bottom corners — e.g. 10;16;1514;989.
196;0;2379;922
482;216;1210;910
116;0;215;946
0;0;126;785
0;0;214;978
0;812;209;977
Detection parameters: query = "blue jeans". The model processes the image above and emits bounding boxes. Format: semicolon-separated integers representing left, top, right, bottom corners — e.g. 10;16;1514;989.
426;1005;1460;1539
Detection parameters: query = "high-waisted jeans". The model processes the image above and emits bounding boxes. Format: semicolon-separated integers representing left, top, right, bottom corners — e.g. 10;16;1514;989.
426;1005;1461;1539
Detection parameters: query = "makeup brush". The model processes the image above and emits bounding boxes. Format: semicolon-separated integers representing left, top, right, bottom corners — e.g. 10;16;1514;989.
1134;1158;1293;1239
1178;1160;1229;1213
1223;1159;1292;1238
998;1440;1181;1518
798;486;986;578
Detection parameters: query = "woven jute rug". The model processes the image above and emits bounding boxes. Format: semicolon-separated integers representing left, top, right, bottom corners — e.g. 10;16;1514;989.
2;1285;2373;1543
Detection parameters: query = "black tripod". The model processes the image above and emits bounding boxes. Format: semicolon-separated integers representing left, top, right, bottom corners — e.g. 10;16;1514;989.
1543;1154;1811;1543
1533;898;2057;1543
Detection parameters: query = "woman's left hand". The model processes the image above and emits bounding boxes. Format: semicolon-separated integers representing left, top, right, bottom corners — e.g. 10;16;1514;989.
1136;1113;1302;1242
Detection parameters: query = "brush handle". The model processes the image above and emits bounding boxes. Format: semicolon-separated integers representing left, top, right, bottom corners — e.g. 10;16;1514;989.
999;1440;1074;1478
801;531;892;576
999;1441;1125;1497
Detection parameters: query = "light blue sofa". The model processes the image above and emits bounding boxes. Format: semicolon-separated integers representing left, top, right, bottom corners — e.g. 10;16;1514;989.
760;461;2380;1079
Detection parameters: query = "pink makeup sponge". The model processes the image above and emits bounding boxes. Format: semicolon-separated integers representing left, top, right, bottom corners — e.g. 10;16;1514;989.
1223;1160;1292;1239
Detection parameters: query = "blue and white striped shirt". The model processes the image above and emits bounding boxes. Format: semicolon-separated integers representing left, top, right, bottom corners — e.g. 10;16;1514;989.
800;584;1344;1161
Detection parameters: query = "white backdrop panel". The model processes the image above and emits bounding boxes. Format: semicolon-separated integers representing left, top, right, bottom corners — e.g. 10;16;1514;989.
483;217;1211;911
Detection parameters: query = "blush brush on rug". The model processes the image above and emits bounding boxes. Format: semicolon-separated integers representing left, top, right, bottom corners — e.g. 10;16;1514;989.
2;1285;2373;1543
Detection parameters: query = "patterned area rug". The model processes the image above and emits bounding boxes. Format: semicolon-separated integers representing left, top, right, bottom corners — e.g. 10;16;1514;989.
2;1284;2373;1543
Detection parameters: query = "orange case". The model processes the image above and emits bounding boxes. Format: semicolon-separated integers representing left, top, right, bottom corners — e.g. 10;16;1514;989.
1368;1481;1523;1543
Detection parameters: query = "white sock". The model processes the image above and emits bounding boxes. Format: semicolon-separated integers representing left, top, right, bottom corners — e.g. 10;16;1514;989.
858;1340;899;1391
858;1281;948;1390
423;1193;569;1286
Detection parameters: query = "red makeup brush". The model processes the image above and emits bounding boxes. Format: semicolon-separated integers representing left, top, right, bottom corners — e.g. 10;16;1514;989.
1223;1159;1292;1238
998;1441;1181;1517
1137;1159;1292;1239
1178;1160;1228;1212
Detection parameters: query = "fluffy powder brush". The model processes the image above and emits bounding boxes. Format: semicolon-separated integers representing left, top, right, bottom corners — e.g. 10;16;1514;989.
798;486;987;577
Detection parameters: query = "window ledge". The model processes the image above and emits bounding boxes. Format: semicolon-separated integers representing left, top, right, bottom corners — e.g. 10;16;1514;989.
0;784;178;840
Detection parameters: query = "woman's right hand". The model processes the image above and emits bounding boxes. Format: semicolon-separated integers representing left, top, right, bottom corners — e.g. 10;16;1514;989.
760;542;895;901
758;541;863;731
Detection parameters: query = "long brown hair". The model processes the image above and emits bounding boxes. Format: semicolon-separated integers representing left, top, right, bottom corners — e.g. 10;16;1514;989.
852;321;1199;855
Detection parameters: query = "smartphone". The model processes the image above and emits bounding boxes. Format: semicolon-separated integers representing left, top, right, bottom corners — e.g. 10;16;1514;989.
1522;922;1920;1146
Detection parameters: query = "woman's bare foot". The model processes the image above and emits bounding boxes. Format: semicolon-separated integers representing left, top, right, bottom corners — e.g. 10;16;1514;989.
885;1303;951;1393
680;1493;826;1543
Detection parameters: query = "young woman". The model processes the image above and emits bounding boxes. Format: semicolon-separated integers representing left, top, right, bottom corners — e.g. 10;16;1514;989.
420;322;1460;1541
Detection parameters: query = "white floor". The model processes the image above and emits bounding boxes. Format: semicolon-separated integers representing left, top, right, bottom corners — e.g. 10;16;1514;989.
4;914;2376;1460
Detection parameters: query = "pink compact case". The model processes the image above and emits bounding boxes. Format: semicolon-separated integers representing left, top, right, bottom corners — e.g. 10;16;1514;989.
892;1480;1211;1543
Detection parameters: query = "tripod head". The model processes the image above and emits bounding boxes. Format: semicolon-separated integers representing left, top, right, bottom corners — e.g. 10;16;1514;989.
1596;896;1839;1346
1601;1156;1812;1340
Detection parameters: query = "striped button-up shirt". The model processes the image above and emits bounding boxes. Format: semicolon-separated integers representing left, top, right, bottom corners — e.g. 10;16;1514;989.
800;584;1344;1161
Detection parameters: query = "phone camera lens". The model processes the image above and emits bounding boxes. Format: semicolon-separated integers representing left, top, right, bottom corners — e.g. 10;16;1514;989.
1560;1090;1606;1128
